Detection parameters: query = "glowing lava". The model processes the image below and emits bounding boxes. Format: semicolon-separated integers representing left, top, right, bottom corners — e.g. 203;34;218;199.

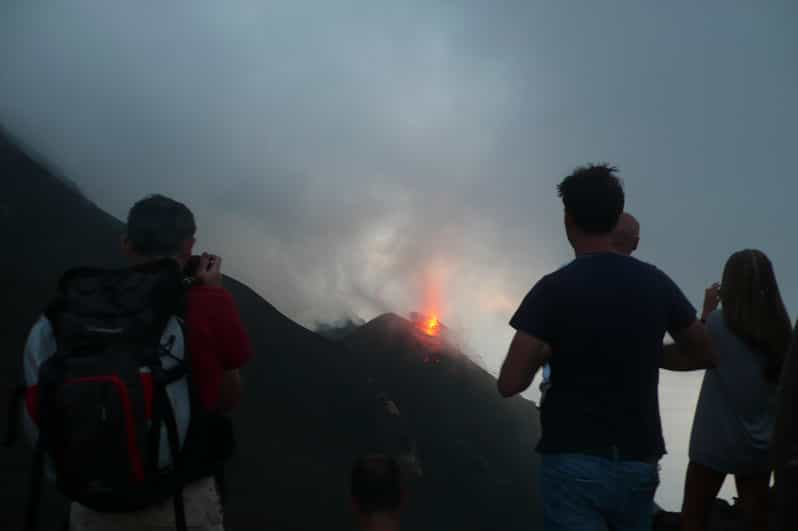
422;315;440;337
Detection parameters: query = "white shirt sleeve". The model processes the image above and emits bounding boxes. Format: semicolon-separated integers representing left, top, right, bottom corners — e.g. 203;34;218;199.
23;316;57;385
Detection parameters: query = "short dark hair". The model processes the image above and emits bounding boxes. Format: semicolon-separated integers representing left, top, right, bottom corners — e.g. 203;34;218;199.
557;163;624;234
351;454;402;514
126;195;196;257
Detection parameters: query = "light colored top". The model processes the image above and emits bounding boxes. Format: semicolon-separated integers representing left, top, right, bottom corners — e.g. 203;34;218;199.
689;310;779;473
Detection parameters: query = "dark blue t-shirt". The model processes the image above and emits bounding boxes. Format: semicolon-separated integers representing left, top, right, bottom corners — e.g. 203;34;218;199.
510;253;696;459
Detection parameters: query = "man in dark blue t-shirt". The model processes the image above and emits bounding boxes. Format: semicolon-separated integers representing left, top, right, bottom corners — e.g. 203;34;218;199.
497;164;715;531
538;211;641;409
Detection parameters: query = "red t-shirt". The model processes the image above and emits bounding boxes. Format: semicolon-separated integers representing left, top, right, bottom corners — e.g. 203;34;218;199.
186;285;253;411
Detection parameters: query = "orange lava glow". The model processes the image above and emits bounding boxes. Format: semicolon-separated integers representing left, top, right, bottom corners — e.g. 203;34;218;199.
414;259;448;338
422;315;440;336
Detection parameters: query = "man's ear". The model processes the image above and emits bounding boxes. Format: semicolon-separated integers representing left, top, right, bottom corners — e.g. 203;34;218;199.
564;211;575;229
179;237;196;261
564;211;577;242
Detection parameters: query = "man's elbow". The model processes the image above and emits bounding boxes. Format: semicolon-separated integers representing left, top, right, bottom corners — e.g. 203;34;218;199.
497;378;519;398
661;343;688;371
684;336;717;369
670;322;717;371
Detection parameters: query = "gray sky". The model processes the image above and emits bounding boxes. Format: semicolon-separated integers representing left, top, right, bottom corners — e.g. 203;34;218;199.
1;0;795;511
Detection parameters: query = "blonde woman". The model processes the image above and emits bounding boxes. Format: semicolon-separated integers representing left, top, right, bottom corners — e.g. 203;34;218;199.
681;250;791;531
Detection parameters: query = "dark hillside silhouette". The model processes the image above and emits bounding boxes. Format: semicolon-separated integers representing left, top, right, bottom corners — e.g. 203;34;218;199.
1;129;779;531
0;131;544;530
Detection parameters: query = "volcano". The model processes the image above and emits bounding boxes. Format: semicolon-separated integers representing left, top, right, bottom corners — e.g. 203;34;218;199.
0;129;543;531
410;312;445;338
337;312;543;529
1;127;773;531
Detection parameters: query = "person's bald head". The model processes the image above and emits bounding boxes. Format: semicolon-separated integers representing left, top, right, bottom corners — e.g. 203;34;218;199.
611;213;640;256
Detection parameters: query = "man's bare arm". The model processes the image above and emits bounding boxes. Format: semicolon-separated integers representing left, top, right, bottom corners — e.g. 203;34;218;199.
661;320;716;371
218;369;243;413
498;331;552;397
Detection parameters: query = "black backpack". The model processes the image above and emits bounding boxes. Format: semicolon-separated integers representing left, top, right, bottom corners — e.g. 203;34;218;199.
5;259;234;531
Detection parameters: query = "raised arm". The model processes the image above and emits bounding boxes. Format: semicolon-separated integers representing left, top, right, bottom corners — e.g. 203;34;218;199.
196;253;254;413
659;276;717;371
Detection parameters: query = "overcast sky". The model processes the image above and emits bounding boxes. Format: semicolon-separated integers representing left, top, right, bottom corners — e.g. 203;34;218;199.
1;0;795;511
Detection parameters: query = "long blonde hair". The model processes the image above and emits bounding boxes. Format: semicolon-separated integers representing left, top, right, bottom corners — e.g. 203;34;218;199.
721;249;791;383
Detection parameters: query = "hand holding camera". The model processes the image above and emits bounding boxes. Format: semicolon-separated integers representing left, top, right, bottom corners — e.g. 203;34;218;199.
185;252;223;287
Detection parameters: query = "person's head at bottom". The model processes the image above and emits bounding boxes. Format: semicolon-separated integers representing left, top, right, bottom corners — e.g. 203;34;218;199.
351;454;404;531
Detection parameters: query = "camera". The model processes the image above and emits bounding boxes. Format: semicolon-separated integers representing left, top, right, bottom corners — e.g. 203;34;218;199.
184;255;203;278
183;254;218;287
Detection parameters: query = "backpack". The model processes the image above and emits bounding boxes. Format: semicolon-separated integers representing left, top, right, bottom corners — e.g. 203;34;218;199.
4;259;233;531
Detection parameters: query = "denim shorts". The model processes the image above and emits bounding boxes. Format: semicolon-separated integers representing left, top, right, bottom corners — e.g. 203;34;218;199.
540;453;660;531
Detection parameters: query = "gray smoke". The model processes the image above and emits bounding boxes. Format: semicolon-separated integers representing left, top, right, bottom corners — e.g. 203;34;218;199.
1;2;796;509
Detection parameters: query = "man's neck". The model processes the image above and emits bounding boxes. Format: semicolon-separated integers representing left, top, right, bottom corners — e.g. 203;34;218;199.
572;236;615;257
357;513;401;531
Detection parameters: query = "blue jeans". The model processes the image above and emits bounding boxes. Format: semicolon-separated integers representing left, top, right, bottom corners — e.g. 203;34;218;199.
540;453;660;531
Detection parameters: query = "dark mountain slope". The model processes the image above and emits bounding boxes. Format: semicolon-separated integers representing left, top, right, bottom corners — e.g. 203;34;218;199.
0;131;545;530
340;313;542;530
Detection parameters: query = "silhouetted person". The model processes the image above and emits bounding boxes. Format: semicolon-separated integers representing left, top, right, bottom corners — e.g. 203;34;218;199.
771;319;798;531
679;250;790;531
498;164;714;531
20;195;253;531
539;211;640;408
351;454;404;531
